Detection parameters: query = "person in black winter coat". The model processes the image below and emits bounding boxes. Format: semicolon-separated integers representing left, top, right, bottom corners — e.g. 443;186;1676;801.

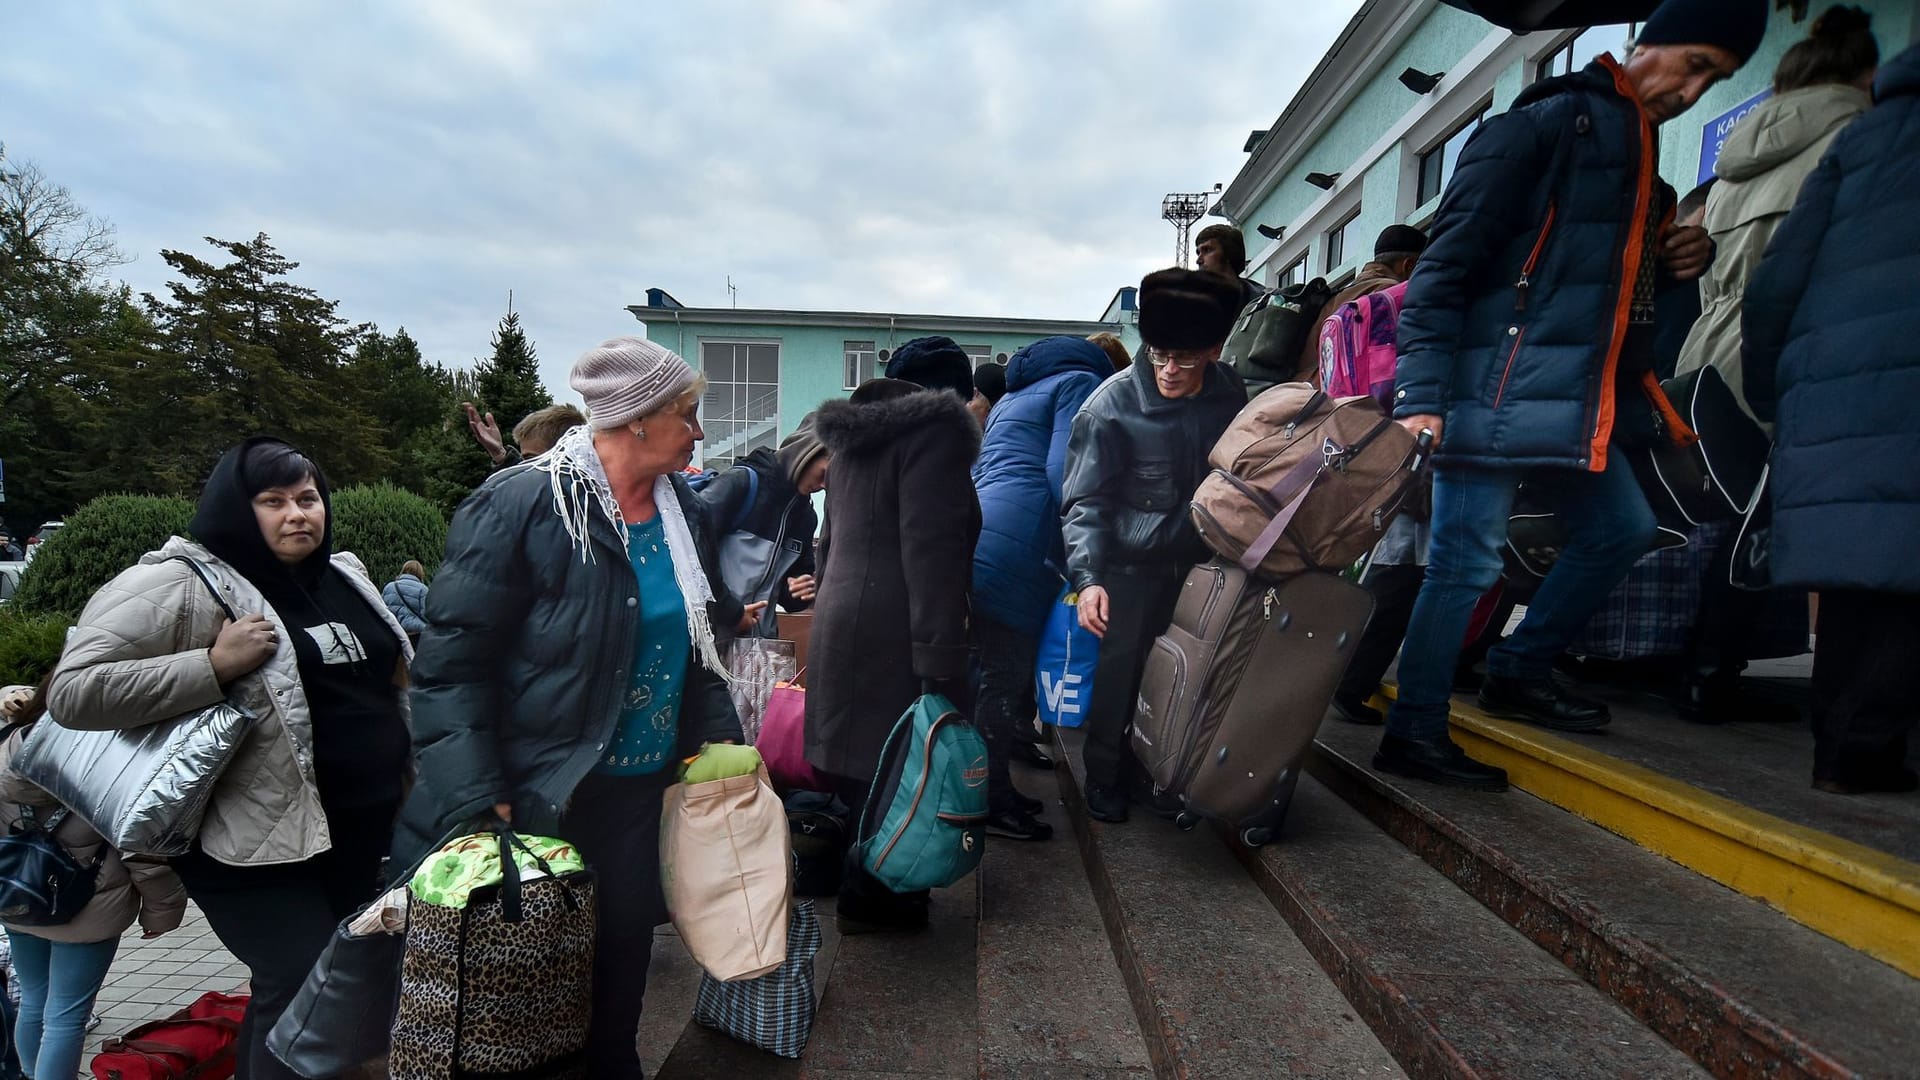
697;414;827;638
808;338;980;932
1743;41;1920;795
394;337;742;1077
1062;270;1246;823
1382;1;1767;791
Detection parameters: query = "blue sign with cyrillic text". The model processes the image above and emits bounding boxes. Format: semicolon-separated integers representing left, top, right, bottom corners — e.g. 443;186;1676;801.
1698;89;1772;186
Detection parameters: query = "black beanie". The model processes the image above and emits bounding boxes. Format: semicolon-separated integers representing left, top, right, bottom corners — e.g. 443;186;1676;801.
1136;268;1243;351
972;363;1007;405
1374;224;1429;259
1638;0;1769;65
885;336;975;400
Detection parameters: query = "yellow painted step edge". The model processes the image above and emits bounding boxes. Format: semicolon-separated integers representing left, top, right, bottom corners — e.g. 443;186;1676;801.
1375;687;1920;978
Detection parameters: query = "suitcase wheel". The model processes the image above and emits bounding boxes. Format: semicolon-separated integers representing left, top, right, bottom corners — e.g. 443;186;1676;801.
1240;825;1274;848
1174;812;1200;832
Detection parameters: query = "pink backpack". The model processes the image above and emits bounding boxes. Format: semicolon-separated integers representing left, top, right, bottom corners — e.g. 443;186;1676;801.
1318;280;1408;410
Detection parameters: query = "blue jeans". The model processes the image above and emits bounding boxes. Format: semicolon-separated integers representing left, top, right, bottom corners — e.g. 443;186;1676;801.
6;931;117;1080
1387;452;1656;740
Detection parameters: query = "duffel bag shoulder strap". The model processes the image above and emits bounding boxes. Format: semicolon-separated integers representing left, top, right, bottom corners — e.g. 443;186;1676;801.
1238;454;1325;573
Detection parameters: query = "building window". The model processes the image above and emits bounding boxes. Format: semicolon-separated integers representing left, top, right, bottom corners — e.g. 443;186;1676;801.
960;344;993;369
700;340;780;469
843;340;875;391
1279;254;1309;288
1325;208;1361;273
1538;23;1641;81
1417;106;1488;206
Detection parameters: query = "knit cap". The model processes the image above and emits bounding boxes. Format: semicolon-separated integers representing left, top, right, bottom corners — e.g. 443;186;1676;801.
1638;0;1770;65
569;337;698;430
885;336;975;400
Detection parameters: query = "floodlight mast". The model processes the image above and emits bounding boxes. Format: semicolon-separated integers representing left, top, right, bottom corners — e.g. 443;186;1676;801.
1161;192;1212;268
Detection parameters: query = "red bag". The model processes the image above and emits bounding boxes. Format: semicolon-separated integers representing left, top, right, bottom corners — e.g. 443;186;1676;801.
755;671;831;794
92;991;247;1080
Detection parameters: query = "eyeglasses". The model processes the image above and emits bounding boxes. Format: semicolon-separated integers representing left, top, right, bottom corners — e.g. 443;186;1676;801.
1147;348;1212;370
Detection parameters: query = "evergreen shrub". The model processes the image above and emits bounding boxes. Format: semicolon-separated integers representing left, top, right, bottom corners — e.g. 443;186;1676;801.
13;495;195;617
332;483;447;585
0;609;72;691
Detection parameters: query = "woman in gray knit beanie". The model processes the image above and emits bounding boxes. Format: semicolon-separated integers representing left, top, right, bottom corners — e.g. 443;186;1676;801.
393;335;744;1076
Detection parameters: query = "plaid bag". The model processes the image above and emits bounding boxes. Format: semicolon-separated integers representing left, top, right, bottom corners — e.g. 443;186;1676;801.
692;900;822;1059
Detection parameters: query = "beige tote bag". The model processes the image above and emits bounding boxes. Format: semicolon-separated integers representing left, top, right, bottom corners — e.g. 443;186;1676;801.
660;765;792;981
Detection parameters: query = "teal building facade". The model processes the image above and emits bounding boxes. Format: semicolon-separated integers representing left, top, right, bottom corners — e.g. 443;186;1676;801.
630;289;1117;468
1215;0;1918;292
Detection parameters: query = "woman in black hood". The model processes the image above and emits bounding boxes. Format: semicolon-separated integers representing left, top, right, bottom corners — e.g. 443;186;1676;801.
48;437;413;1079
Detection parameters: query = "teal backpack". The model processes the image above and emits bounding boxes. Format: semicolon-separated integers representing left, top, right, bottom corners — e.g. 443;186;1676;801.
855;694;989;892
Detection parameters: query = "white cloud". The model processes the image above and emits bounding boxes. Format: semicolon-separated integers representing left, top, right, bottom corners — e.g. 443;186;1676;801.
2;0;1362;404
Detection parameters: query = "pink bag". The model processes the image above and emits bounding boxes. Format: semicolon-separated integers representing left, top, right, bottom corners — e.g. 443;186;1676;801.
756;672;832;793
1318;280;1407;409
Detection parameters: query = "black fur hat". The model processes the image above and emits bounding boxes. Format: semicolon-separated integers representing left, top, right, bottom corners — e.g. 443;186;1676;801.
1137;268;1243;351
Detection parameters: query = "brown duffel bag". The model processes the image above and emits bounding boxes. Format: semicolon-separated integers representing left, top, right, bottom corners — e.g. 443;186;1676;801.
1191;384;1428;580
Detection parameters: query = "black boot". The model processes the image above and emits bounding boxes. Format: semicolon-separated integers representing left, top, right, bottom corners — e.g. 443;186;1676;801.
1084;781;1129;823
985;806;1054;841
1011;740;1056;770
1373;734;1509;791
1479;674;1611;732
1330;695;1385;726
1814;747;1920;795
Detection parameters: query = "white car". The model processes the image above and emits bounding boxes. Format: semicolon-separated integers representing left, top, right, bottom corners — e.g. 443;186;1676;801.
23;521;62;565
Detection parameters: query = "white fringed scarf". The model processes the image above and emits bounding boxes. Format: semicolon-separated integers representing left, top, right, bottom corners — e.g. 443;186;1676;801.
535;425;733;683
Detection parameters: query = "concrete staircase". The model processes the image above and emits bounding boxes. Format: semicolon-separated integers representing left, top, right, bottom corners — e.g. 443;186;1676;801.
650;689;1919;1079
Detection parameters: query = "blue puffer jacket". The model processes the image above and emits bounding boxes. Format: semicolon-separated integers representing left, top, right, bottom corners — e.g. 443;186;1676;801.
970;337;1114;635
1742;45;1920;594
1395;55;1675;473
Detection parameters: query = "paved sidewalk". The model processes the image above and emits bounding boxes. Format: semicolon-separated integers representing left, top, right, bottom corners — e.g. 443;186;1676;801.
80;903;248;1070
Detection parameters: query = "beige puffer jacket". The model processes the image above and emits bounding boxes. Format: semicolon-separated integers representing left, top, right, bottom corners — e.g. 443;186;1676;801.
46;537;413;866
0;721;186;943
1677;83;1871;422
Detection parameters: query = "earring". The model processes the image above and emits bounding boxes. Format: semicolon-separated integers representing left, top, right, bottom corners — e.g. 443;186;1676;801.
635;425;648;440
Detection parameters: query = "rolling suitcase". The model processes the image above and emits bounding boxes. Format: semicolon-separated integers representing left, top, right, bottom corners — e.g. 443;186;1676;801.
1132;561;1373;846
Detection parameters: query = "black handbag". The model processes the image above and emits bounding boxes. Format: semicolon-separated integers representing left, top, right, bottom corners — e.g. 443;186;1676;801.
0;777;100;928
1221;278;1333;392
1640;366;1772;526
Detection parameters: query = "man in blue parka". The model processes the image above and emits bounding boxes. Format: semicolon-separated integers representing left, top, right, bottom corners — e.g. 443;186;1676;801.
1382;0;1768;791
970;336;1119;840
1743;42;1920;795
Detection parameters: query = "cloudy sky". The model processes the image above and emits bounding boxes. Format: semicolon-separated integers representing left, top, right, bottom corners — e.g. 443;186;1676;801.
6;1;1362;403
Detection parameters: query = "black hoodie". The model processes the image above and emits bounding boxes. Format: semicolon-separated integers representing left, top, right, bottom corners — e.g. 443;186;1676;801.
190;438;409;811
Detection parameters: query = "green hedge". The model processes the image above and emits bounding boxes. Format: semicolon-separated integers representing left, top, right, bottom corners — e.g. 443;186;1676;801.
13;495;196;617
331;483;448;585
0;608;73;690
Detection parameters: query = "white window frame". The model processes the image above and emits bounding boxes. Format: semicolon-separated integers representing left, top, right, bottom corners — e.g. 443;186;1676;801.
697;337;781;470
960;344;993;369
1278;254;1310;289
843;339;876;391
1325;207;1362;275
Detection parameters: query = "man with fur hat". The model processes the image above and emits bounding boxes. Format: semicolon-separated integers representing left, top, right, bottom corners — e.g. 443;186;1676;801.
1382;0;1769;791
1061;269;1248;822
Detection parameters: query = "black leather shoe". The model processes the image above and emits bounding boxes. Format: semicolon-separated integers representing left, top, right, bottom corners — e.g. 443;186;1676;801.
1012;740;1056;770
1331;696;1385;726
1373;734;1509;791
1084;782;1129;823
1129;783;1185;820
836;893;930;935
1478;675;1611;732
985;807;1054;841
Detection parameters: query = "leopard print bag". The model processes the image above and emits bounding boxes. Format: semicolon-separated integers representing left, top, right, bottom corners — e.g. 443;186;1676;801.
389;830;597;1079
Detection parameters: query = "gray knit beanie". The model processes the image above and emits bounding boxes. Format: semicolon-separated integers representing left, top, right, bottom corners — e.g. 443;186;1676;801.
569;337;698;430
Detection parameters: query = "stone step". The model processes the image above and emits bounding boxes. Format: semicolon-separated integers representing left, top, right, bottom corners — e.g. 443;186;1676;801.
654;761;1153;1078
1242;772;1708;1078
1052;728;1406;1079
1311;716;1920;1079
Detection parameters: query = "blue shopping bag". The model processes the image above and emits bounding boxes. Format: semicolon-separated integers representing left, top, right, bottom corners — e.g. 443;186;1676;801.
1034;583;1099;729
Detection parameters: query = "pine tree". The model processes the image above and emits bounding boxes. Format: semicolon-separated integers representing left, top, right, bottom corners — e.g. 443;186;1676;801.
472;310;552;431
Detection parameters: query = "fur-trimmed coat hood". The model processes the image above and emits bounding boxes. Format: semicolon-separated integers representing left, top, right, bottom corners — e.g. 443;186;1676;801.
816;381;983;459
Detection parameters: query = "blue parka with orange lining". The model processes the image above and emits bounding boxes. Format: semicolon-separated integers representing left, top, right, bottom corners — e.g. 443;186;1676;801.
1394;55;1689;473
